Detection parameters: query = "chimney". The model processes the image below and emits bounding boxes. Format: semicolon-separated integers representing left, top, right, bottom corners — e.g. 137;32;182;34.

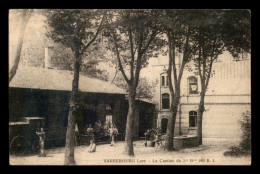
45;46;54;69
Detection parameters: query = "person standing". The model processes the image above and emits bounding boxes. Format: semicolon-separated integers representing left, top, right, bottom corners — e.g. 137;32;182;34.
36;127;46;157
109;124;118;146
87;124;94;145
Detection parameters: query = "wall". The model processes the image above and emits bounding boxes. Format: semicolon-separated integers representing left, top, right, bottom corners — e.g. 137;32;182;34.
9;87;127;147
9;87;70;147
152;51;251;141
180;103;251;142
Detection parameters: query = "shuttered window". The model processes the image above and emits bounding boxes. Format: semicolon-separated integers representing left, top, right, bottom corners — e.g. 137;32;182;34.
188;76;198;95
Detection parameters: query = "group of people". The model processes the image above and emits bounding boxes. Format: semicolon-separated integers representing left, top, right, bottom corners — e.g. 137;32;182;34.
75;120;118;153
144;127;163;147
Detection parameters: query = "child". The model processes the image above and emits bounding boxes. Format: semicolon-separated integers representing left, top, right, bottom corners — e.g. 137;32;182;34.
88;139;96;153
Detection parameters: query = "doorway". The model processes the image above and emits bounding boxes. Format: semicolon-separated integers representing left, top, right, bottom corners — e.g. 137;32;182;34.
161;118;168;134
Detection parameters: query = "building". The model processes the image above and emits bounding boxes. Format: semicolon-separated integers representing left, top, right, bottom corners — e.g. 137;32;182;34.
9;47;155;148
152;51;251;143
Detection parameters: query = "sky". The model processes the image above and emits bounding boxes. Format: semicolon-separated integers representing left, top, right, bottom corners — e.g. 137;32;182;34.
9;10;46;70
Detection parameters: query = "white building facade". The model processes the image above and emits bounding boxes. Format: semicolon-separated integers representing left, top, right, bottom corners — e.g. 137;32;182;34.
151;51;251;142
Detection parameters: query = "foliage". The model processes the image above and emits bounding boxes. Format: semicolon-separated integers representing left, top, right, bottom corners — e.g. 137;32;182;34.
238;111;251;151
181;10;251;145
44;9;109;81
136;78;158;99
221;10;251;58
103;9;165;156
104;10;165;83
223;111;251;157
158;9;251;149
159;9;199;151
190;10;251;81
16;10;109;81
223;146;245;157
51;44;74;70
20;25;46;67
113;74;158;99
45;9;105;53
44;9;106;165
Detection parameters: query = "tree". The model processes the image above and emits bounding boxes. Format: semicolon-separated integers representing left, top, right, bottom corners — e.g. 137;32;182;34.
135;78;158;100
9;9;33;84
113;74;158;100
50;41;110;81
105;9;164;156
190;10;251;145
45;9;106;165
162;10;196;151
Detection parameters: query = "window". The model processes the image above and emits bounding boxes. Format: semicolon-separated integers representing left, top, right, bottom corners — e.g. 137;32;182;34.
162;93;170;109
189;111;197;128
188;76;198;95
161;74;168;87
162;76;165;86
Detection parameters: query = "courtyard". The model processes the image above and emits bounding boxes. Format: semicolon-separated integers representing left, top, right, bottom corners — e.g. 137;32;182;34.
9;138;251;166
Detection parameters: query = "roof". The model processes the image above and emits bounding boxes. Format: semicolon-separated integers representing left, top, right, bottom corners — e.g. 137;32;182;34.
9;65;127;95
136;98;154;104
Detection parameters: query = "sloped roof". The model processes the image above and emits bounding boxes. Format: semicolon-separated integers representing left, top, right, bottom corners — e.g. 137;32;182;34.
9;65;127;95
136;98;154;104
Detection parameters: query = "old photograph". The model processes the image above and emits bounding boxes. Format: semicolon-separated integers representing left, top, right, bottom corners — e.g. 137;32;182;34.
8;9;251;165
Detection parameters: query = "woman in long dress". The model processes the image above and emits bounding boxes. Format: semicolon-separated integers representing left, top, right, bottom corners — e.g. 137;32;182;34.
109;124;118;146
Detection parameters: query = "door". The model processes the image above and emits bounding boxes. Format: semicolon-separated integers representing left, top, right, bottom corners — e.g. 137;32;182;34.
161;118;168;134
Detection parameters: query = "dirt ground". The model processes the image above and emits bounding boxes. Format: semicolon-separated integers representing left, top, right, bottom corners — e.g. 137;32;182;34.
9;138;251;166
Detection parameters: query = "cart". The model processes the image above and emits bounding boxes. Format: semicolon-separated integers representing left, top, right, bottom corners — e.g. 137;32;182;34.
9;117;44;155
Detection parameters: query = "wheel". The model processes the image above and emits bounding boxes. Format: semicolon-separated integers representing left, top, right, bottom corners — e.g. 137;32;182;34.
32;140;40;154
9;136;28;155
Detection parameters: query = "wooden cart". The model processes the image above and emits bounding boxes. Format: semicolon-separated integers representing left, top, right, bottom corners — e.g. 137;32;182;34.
9;117;44;155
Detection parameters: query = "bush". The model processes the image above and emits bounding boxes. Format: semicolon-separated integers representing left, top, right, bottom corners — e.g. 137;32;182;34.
223;111;251;157
223;146;242;157
238;111;251;151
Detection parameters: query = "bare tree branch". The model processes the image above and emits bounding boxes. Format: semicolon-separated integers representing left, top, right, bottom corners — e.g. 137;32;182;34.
112;32;130;84
79;11;106;55
177;27;191;83
128;17;135;82
9;9;33;84
141;29;158;55
205;56;214;89
167;30;175;98
198;31;203;87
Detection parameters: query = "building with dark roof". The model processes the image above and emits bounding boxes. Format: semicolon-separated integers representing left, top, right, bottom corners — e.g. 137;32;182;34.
9;64;155;147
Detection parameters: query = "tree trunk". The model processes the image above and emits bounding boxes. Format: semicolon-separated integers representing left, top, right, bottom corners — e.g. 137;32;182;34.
164;95;179;151
64;50;80;165
124;89;135;156
9;10;32;84
197;91;205;145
